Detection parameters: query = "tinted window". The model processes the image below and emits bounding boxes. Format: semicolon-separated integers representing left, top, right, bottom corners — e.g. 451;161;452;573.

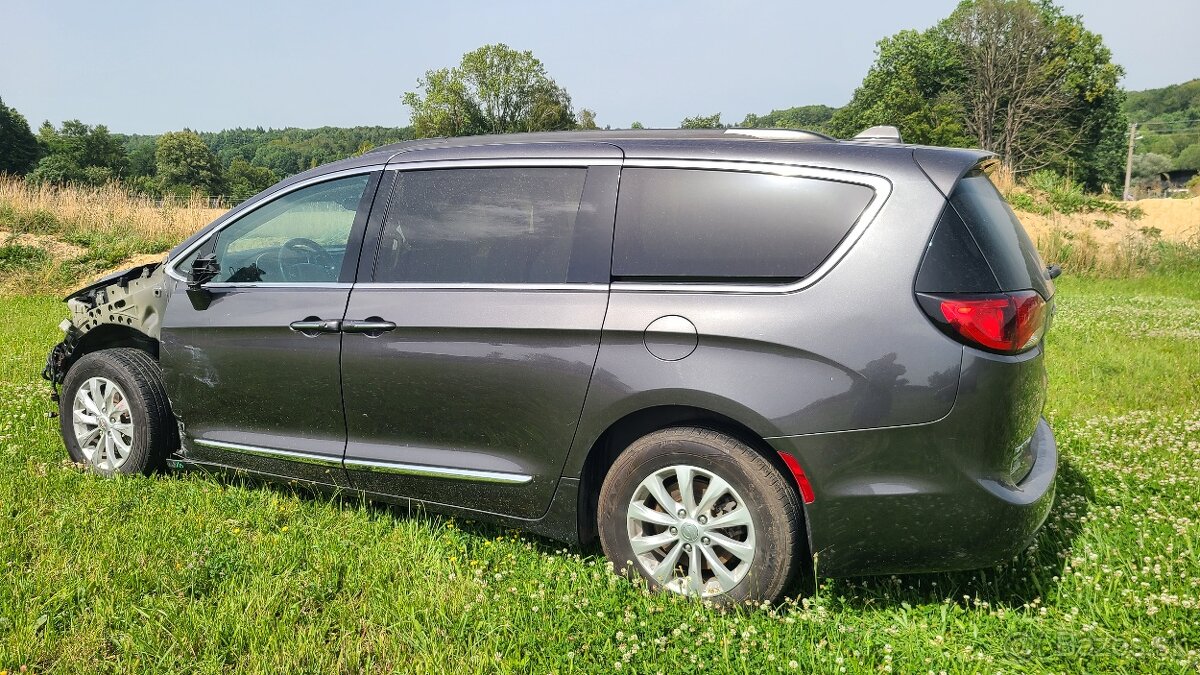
612;168;874;280
950;173;1052;297
374;168;587;283
208;174;369;283
914;204;1002;294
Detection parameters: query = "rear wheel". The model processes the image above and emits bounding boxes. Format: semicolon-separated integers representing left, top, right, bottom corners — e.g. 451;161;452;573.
59;348;175;476
597;427;805;604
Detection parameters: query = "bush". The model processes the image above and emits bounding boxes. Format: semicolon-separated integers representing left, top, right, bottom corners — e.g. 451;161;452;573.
1015;170;1141;219
0;243;50;273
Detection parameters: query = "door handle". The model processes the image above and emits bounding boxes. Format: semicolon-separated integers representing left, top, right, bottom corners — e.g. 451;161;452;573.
289;318;341;335
342;318;397;336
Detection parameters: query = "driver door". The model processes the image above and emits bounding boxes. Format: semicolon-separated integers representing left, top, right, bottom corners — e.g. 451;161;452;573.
160;171;380;486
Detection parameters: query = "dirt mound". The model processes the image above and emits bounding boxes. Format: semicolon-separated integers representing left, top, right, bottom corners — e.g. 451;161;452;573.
0;230;85;259
1016;196;1200;246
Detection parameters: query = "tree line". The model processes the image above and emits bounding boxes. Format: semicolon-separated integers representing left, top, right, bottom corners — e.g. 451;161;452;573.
0;1;1173;199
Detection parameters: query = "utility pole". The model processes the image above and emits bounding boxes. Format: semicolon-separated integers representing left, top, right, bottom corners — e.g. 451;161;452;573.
1122;122;1137;201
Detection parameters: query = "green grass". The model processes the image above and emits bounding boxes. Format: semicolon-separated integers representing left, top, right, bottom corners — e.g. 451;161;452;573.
2;274;1199;673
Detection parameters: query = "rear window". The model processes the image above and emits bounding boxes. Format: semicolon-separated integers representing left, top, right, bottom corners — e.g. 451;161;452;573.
949;172;1052;298
612;168;875;280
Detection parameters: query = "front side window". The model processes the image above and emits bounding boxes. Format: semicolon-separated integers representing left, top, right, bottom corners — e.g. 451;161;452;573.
373;167;587;284
206;174;370;283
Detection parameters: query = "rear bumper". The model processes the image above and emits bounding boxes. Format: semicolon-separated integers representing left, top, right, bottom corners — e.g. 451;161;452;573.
771;416;1057;578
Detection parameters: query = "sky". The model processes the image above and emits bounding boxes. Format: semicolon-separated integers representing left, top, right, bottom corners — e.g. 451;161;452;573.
1;0;1194;135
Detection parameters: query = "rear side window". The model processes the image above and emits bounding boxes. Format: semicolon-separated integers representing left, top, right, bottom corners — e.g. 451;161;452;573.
949;173;1052;298
612;169;874;280
373;167;587;284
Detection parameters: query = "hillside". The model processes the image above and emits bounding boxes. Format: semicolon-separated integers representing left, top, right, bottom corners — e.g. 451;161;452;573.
1123;79;1200;180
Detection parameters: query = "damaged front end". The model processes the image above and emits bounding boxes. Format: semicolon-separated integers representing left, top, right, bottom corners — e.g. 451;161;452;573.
42;261;170;391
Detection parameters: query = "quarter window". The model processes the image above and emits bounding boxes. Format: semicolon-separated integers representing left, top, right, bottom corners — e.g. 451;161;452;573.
373;168;587;284
206;174;370;283
612;168;875;280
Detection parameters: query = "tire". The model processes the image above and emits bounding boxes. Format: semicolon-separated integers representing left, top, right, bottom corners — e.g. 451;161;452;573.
598;427;805;605
59;348;176;476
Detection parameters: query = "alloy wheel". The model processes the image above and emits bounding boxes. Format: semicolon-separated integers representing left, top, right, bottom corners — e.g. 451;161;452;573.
71;376;135;471
626;464;756;597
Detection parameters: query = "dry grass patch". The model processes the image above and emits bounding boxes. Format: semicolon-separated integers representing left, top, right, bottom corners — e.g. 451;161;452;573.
0;178;225;293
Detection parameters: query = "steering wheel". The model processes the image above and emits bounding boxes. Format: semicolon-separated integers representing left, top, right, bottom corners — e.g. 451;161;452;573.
277;237;335;282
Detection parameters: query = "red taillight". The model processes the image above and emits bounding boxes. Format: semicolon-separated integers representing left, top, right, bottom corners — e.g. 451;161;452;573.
921;291;1047;354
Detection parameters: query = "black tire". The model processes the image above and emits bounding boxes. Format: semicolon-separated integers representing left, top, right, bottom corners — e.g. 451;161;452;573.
598;427;806;605
59;348;176;476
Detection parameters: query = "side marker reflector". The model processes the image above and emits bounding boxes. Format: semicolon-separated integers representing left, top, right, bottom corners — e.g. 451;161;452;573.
778;452;815;504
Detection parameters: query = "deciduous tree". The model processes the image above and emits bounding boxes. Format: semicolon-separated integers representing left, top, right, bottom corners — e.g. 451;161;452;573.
0;98;39;175
829;0;1126;188
403;44;579;138
156;130;225;196
29;120;128;185
680;113;723;129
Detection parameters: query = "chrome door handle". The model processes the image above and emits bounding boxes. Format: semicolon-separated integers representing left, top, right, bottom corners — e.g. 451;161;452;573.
341;318;396;336
289;318;341;335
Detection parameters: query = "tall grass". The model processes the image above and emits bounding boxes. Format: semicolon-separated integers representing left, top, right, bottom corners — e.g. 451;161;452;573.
0;178;224;292
1035;228;1200;278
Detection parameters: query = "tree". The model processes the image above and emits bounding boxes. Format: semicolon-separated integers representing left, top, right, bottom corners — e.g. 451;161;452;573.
1131;152;1171;179
741;105;838;131
577;108;598;130
630;121;645;129
680;113;723;129
829;0;1126;189
29;120;128;185
827;29;971;147
403;44;579;138
0;98;39;174
156;130;225;195
1175;143;1200;171
225;158;278;201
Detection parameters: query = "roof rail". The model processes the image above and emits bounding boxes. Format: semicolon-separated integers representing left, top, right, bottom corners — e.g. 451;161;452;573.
853;125;903;143
722;128;829;141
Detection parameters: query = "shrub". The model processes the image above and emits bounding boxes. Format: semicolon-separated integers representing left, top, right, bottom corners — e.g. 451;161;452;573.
0;243;50;273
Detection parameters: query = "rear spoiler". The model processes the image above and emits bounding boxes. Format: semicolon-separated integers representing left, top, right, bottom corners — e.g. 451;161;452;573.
913;147;996;197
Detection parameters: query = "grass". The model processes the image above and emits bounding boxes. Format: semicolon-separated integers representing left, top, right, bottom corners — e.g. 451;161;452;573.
0;178;224;293
1;266;1199;673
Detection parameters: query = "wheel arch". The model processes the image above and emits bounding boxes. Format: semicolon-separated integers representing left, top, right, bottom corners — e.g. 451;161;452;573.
574;404;812;549
68;324;159;372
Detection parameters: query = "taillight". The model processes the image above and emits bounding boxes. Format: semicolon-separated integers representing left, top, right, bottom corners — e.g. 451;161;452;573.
917;290;1048;354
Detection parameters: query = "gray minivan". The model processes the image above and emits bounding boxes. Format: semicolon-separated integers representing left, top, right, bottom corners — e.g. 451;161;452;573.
44;128;1057;604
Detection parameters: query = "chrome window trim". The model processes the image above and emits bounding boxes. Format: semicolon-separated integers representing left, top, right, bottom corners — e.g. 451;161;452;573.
611;159;893;295
164;165;386;283
201;282;353;290
351;282;609;292
385;157;621;171
194;438;534;485
342;458;533;484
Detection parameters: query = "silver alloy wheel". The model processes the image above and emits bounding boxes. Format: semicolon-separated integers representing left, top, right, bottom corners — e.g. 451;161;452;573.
71;376;135;472
626;464;756;597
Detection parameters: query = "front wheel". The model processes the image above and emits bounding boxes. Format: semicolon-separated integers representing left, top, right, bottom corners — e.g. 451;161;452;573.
59;348;176;476
597;427;806;605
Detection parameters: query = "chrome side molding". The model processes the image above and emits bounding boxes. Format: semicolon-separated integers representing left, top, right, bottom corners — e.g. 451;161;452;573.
193;438;533;485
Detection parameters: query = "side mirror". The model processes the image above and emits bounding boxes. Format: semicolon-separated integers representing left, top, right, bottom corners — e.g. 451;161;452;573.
186;255;220;310
188;255;220;289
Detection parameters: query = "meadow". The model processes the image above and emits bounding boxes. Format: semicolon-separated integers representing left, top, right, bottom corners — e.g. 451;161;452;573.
1;180;1199;672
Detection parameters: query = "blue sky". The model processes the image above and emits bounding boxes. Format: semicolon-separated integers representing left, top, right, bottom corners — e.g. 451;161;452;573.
1;0;1193;135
